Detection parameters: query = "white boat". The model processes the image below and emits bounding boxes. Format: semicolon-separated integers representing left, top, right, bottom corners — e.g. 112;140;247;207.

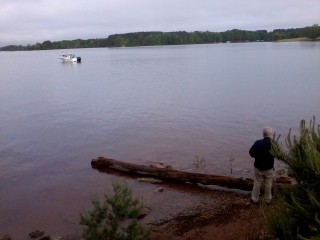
59;53;81;63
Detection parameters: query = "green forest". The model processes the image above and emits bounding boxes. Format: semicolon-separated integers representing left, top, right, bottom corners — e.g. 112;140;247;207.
1;24;319;51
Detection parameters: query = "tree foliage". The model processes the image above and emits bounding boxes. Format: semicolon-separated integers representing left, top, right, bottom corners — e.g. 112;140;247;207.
1;24;319;51
80;180;151;240
269;117;320;239
303;24;320;40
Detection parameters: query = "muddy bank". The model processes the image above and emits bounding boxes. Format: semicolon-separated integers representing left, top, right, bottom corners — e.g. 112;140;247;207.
148;188;275;240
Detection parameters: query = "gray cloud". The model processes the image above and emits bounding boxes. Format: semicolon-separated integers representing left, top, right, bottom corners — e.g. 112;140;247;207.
1;0;319;46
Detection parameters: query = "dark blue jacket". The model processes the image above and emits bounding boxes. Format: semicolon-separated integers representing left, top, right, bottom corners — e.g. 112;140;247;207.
249;137;274;171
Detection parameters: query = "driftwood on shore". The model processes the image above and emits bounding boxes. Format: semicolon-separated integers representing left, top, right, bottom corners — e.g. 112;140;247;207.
91;157;292;191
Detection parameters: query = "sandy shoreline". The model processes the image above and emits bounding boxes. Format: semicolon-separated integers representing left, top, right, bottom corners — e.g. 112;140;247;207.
148;186;274;240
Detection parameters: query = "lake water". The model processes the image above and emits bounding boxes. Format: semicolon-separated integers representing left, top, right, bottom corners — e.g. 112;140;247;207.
1;42;319;237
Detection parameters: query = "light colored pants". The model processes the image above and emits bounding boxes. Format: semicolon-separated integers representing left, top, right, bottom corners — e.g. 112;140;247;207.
251;167;274;203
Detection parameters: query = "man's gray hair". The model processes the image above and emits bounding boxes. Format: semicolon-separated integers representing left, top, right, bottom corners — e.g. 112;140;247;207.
263;126;273;137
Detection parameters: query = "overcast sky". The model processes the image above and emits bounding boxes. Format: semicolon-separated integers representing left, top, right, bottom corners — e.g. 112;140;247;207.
1;0;319;46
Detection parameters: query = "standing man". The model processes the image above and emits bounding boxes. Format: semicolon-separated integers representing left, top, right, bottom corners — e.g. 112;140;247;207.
249;126;275;204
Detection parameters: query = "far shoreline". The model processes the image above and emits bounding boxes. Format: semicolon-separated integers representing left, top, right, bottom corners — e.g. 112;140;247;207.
1;24;319;51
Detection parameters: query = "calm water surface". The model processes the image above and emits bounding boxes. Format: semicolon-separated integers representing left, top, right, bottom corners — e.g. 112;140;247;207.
1;42;319;237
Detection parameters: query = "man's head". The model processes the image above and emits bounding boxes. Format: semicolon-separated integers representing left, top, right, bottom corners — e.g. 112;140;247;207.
263;126;273;138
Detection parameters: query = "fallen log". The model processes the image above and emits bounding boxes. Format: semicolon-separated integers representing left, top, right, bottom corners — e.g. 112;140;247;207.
91;157;292;191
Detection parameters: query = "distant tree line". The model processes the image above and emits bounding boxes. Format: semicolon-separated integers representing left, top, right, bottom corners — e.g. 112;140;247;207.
1;24;319;51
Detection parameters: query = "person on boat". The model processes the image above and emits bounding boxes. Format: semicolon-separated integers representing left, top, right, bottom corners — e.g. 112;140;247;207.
249;126;275;204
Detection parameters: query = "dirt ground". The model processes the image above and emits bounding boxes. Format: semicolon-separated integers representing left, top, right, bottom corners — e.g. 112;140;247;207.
148;189;275;240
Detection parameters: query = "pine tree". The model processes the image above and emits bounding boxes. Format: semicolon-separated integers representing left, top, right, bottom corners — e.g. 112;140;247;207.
80;180;151;240
270;117;320;239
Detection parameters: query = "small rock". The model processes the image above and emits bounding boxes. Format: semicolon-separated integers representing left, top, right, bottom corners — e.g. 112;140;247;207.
150;163;165;168
138;206;151;219
1;235;11;240
39;236;50;240
165;165;174;170
29;230;45;238
51;237;62;240
154;187;164;192
150;163;175;170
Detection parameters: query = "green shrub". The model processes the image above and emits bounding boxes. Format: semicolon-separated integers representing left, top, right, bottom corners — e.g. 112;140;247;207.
269;117;320;240
80;180;151;240
263;196;298;240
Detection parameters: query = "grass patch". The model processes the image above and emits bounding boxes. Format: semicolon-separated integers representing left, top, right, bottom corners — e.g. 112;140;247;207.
277;37;320;42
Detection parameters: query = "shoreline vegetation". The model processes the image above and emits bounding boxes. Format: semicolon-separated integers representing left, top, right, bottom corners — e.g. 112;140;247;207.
1;24;319;51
